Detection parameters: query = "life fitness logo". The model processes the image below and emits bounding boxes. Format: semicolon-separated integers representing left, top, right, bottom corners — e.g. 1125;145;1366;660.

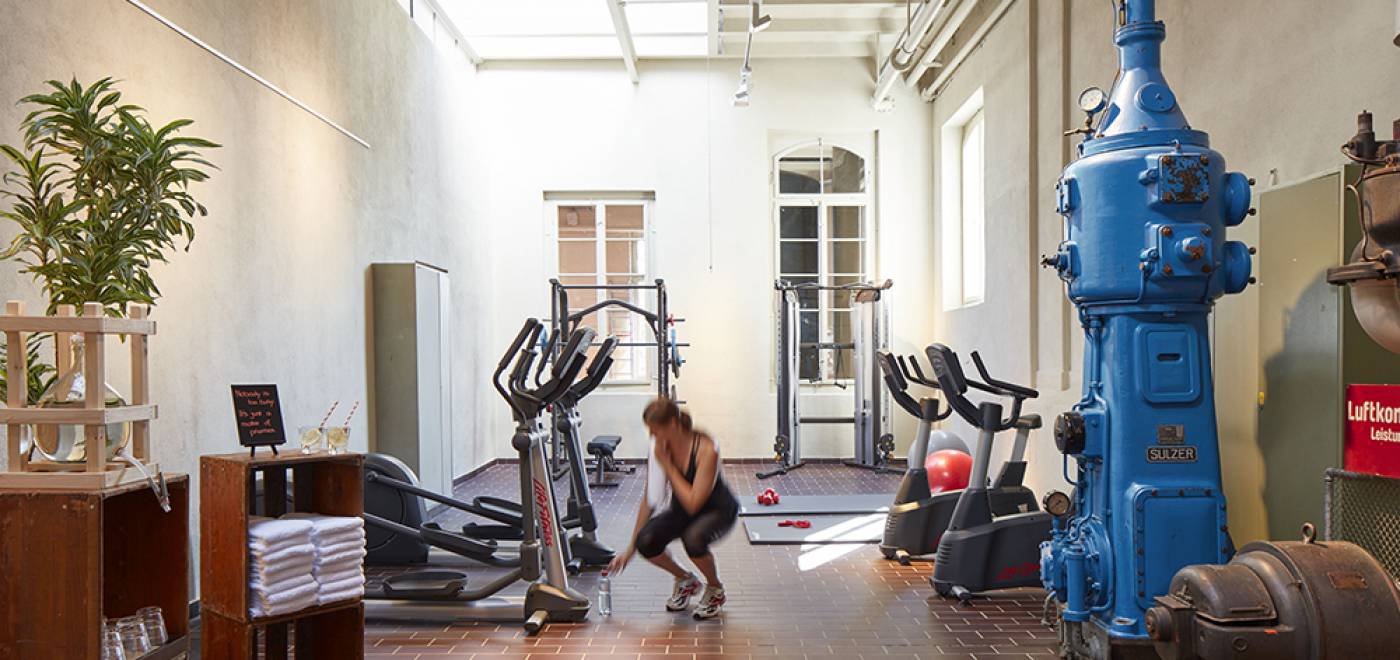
532;478;555;548
1344;384;1400;479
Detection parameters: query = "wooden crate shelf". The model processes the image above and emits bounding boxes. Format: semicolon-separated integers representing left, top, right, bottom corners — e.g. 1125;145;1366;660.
0;475;191;659
3;301;157;486
200;451;364;659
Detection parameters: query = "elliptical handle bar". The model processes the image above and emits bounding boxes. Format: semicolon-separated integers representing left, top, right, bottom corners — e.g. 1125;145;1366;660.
534;327;597;405
571;336;620;399
495;319;544;419
534;327;559;388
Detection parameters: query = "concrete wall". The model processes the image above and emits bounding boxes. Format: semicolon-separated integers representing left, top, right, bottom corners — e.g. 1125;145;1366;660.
466;58;938;463
0;0;496;575
933;0;1400;544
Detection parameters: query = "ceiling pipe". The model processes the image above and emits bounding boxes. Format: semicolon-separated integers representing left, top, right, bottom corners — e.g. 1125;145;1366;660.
921;0;1014;101
871;0;947;110
905;0;981;90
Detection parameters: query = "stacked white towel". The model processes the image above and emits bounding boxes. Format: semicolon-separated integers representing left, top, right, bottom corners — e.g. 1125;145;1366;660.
247;517;317;618
282;513;366;605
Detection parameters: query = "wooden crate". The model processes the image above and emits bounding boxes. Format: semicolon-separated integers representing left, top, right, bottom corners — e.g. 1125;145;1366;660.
0;474;191;659
200;451;364;659
1;301;158;489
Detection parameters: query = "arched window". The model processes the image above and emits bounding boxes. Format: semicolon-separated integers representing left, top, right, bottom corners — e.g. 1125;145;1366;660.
773;139;873;382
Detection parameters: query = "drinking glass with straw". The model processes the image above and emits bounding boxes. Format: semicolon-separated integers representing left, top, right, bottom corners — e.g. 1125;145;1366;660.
299;401;338;454
327;401;357;455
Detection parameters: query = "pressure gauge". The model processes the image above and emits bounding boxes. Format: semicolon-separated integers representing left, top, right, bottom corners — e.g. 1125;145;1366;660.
1044;490;1073;517
1078;86;1109;115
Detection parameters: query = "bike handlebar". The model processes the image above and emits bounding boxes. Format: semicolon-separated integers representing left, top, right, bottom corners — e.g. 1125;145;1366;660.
877;351;950;422
924;343;1038;432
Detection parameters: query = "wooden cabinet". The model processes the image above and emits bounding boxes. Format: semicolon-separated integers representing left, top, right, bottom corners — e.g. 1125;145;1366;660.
199;451;363;659
0;476;191;659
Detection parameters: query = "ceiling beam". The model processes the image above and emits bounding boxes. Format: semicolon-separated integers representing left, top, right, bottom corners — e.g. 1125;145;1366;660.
605;0;641;83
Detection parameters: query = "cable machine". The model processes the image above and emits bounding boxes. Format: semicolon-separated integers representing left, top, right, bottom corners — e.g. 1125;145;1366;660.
762;278;895;479
547;278;685;478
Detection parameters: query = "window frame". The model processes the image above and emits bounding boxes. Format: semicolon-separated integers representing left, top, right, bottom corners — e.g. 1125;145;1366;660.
940;88;987;311
546;198;656;387
771;139;874;384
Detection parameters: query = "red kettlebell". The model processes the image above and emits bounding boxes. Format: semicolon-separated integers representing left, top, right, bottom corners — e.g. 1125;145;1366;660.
925;449;973;494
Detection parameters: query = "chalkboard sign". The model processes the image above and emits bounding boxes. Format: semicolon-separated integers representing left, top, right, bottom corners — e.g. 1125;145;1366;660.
231;384;287;455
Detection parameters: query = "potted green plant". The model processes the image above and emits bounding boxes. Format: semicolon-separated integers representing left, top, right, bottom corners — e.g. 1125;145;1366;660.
0;78;217;466
1;77;219;315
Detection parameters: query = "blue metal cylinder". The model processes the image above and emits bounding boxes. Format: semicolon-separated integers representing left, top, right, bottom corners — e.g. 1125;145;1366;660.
1040;0;1253;646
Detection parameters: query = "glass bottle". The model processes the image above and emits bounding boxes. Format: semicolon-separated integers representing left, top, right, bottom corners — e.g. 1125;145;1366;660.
31;334;129;463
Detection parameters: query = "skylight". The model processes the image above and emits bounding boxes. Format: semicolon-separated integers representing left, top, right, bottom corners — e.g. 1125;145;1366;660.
439;0;707;60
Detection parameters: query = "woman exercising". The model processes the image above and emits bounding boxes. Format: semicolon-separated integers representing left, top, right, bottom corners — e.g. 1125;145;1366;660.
609;398;739;619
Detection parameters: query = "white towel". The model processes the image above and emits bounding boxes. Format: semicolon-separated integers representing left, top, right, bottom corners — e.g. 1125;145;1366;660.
311;528;365;549
249;544;315;569
318;573;364;593
248;517;314;552
316;582;364;606
280;513;364;542
313;565;363;584
251;591;317;619
646;436;670;510
250;559;314;588
315;546;367;569
249;578;319;618
250;572;316;595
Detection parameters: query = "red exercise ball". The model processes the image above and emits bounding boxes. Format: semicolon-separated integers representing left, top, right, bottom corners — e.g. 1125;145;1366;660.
925;449;972;494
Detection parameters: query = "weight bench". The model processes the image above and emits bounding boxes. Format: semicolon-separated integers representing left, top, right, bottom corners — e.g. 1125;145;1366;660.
586;435;635;487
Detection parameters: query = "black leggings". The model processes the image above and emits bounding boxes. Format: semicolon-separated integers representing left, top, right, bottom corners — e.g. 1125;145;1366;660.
636;505;738;559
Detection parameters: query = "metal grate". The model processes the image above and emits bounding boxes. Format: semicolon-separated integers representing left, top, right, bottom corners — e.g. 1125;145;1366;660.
1325;468;1400;580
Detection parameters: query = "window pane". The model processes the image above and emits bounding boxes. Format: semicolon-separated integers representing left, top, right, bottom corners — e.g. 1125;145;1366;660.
962;111;986;304
558;205;596;239
780;241;819;274
558;240;597;274
829;146;866;193
606;274;647;301
829;310;853;344
780;206;818;238
606;204;645;239
778;144;824;194
605;239;644;274
799;311;819;380
829;206;863;238
828;275;862;309
829;242;863;274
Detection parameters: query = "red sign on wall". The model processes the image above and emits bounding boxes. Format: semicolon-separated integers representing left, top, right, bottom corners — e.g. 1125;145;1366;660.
1344;384;1400;479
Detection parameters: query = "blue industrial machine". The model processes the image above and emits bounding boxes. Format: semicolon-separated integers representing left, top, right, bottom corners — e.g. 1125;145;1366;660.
1041;2;1400;658
1038;0;1253;655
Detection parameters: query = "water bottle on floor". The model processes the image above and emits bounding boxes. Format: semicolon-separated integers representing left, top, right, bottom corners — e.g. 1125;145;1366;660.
598;570;613;616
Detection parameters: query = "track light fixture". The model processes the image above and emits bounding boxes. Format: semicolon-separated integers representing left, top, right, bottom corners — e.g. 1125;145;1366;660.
734;1;769;107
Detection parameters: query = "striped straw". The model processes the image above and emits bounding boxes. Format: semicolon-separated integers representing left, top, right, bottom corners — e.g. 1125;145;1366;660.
341;400;360;427
317;401;339;430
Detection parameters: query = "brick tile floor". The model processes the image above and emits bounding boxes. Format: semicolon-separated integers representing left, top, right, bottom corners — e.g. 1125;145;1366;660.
359;460;1058;659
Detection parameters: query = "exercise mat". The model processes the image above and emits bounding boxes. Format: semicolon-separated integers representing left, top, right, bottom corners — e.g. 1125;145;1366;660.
738;493;890;516
743;513;886;545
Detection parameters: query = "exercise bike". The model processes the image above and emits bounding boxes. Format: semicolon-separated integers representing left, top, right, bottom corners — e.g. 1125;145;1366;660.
877;351;1042;564
362;319;592;633
924;343;1050;604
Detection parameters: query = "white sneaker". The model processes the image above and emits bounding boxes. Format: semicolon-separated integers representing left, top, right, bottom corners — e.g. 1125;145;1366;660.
692;584;726;620
666;572;702;612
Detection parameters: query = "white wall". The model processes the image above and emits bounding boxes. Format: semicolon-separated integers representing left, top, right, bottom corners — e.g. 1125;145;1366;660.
0;0;497;577
469;59;938;461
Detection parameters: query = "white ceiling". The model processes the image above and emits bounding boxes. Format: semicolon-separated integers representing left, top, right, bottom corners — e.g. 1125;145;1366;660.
432;1;1003;100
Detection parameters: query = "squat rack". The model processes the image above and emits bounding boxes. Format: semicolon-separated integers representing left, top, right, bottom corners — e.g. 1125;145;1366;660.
762;278;895;479
547;278;685;477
